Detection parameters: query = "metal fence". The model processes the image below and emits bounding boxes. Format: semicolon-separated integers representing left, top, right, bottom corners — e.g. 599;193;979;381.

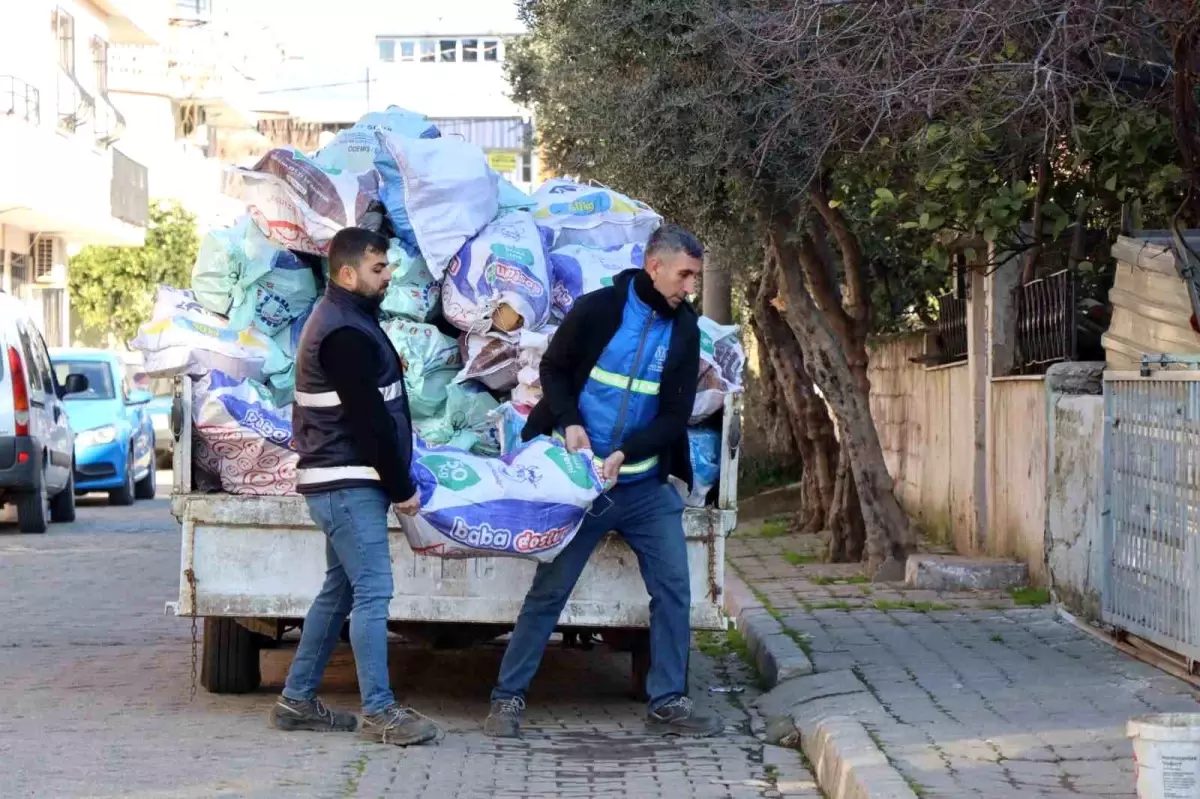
1103;356;1200;662
1014;269;1076;373
1;75;40;125
935;293;968;364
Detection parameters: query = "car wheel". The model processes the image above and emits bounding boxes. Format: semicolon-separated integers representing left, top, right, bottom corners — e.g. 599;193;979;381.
109;448;136;506
135;459;156;500
49;465;76;523
17;471;48;534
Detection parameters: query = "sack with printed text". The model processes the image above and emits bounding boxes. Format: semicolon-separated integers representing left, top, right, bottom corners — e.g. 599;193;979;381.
532;179;661;250
223;148;385;255
374;131;498;276
192;370;298;496
315;106;441;174
691;318;746;423
131;286;290;383
491;402;530;455
192;216;318;337
548;243;643;319
400;439;603;562
442;211;554;333
379;238;440;322
456;332;520;391
381;320;462;418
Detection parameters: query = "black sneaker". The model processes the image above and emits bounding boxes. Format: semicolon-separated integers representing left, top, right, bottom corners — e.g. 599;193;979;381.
359;704;440;746
645;696;724;737
270;695;358;732
483;697;525;739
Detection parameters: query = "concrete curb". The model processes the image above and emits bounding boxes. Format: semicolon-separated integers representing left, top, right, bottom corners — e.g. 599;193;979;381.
724;571;917;799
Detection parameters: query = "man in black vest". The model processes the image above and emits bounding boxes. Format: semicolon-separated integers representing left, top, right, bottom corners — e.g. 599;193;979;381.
269;227;440;747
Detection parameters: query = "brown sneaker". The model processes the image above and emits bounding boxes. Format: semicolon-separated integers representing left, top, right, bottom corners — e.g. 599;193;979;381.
645;696;724;737
359;704;441;746
483;697;525;739
270;695;358;732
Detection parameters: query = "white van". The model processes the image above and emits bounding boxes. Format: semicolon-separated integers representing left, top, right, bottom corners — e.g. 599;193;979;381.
0;292;87;532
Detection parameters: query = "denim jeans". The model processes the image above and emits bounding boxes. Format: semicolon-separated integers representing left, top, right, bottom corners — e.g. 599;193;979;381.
491;479;691;711
283;487;396;715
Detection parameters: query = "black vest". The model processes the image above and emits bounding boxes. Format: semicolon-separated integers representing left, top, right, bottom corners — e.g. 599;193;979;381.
293;283;411;495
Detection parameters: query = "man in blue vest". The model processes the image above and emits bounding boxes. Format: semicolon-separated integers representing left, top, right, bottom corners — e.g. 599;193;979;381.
270;227;440;747
484;224;722;739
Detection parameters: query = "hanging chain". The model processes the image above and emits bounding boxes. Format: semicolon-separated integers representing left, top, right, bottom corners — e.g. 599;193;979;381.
185;566;198;701
189;616;198;701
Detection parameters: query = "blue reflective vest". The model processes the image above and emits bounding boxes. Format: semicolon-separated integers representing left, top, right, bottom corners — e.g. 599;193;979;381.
576;282;675;483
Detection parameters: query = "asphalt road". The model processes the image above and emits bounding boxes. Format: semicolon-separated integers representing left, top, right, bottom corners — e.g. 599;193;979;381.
0;475;814;798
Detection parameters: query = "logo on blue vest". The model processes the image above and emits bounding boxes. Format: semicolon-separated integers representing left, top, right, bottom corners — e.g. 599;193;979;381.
650;345;668;373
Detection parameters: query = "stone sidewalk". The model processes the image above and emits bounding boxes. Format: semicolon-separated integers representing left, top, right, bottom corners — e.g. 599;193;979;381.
726;523;1200;799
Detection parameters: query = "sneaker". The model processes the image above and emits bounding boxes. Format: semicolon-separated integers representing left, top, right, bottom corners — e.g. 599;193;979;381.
483;697;525;739
359;704;440;746
270;695;358;732
645;696;724;737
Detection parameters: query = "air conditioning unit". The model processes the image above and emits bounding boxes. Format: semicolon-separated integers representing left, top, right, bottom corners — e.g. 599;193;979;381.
33;237;65;284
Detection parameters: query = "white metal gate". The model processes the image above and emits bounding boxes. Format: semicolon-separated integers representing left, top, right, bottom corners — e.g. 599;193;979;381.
1103;356;1200;661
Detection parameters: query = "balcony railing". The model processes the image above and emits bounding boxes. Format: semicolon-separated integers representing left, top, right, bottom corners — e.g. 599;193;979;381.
1013;268;1077;374
57;70;95;135
111;148;149;228
95;93;127;147
1;76;40;125
934;293;969;364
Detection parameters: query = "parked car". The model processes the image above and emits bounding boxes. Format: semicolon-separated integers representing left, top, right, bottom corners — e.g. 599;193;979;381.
50;348;156;505
0;292;87;533
122;354;174;467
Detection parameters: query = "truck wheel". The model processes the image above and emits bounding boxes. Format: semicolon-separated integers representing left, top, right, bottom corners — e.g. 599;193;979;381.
200;618;262;694
631;631;651;702
49;467;76;523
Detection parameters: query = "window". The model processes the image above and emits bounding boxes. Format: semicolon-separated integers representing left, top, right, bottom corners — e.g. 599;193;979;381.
54;361;115;399
10;253;28;291
31;328;56;394
34;238;55;281
461;38;479;62
483;39;500;62
15;321;49;397
399;40;416;61
55;7;75;73
521;152;532;183
419;39;436;62
439;39;458;62
92;37;108;91
378;38;395;62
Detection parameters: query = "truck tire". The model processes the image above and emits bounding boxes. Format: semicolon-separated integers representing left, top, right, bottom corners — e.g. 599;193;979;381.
200;618;262;694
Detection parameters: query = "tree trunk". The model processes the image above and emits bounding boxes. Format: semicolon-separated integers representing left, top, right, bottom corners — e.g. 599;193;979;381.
825;441;866;563
702;245;734;324
754;259;840;535
769;226;912;576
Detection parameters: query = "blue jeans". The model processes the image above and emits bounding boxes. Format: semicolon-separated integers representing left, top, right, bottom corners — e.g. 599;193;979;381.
491;479;691;711
283;487;396;715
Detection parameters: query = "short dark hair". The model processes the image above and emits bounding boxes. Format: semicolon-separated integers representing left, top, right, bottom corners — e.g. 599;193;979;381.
645;224;704;261
328;227;389;274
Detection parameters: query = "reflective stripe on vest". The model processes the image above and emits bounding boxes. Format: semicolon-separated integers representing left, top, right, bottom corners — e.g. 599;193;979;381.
295;379;406;408
295;465;381;485
588;365;660;396
551;433;659;476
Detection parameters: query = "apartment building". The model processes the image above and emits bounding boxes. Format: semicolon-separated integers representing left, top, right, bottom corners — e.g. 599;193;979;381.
0;0;157;346
256;5;538;193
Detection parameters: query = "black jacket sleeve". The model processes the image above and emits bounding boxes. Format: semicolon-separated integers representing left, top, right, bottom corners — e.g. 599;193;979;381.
538;298;589;430
319;328;417;503
616;319;701;465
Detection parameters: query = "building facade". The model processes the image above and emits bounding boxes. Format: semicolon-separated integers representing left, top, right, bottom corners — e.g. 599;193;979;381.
255;6;537;193
0;0;157;346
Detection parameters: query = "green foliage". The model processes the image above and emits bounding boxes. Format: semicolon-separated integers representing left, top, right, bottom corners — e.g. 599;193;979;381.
1008;587;1051;607
69;202;199;344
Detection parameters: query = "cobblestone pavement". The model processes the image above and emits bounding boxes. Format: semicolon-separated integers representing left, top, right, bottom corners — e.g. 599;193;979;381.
730;525;1200;798
0;487;817;799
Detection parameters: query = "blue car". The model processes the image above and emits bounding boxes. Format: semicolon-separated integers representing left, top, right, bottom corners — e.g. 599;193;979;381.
50;349;156;505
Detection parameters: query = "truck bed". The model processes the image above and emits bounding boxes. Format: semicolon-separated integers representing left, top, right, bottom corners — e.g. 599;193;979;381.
170;377;740;632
